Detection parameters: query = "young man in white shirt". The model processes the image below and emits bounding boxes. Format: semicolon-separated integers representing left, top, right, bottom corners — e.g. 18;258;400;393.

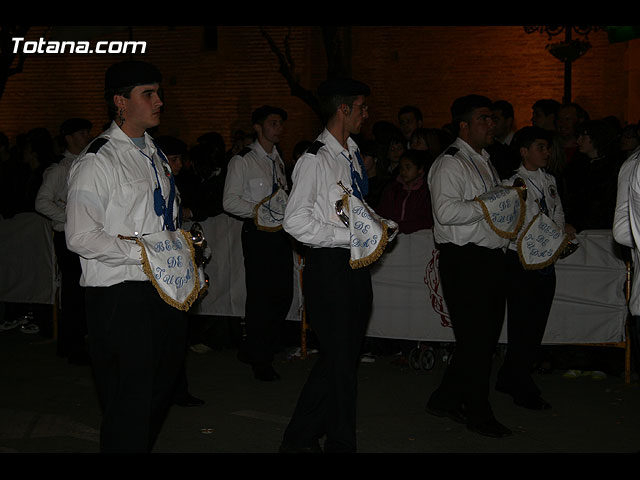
496;126;566;411
35;118;92;364
66;61;188;452
223;105;293;381
280;77;374;453
426;94;512;438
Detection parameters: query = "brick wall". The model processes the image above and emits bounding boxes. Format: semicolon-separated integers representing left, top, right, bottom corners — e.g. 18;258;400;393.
0;25;633;165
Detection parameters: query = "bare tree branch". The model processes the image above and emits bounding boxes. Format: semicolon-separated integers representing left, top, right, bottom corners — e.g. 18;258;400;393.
261;26;353;123
0;26;31;102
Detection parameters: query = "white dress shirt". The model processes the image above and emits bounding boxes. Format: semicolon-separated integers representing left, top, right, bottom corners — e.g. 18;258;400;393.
223;139;288;219
428;137;510;249
613;146;640;248
616;147;640;315
35;150;78;232
65;121;180;287
504;164;565;252
283;128;369;249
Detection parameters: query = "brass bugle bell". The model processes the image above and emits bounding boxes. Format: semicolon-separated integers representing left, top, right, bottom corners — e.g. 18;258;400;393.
335;198;349;227
559;239;579;259
189;222;210;287
512;177;527;201
190;222;205;246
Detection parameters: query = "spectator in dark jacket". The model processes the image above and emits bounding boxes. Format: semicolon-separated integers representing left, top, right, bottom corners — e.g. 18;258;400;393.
375;149;434;234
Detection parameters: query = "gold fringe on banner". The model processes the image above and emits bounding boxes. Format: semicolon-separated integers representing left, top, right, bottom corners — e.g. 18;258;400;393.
119;230;204;311
349;222;390;269
340;193;392;270
516;213;569;270
474;186;527;239
253;191;284;232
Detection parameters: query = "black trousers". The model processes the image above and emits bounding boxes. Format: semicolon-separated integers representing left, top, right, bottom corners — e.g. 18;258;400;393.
54;231;87;358
282;248;372;452
497;249;555;396
429;243;507;423
85;281;188;453
240;221;293;366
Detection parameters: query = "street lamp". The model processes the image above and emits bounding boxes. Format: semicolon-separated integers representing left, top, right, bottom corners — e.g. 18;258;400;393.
524;25;603;103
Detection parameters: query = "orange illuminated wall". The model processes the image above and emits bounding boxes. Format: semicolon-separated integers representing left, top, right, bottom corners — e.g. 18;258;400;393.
0;25;634;165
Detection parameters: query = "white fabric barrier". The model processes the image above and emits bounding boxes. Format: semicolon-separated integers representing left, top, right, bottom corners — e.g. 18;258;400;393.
1;213;628;345
188;215;304;322
366;229;628;345
194;216;627;345
0;213;57;305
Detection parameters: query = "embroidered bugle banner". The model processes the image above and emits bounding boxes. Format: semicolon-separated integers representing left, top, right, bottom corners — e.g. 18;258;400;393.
517;212;569;270
122;229;203;311
254;188;288;231
474;185;526;239
344;194;391;269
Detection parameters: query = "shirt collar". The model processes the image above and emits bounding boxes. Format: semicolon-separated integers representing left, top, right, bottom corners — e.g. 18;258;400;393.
251;139;278;160
106;121;157;156
455;136;490;162
320;128;359;160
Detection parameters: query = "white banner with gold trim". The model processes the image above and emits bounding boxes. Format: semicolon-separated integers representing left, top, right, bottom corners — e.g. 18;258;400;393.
474;185;526;239
122;229;205;311
517;212;569;270
339;193;397;269
254;188;288;231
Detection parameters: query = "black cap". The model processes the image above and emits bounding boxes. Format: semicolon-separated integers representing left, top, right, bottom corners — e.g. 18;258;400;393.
105;60;162;90
60;118;92;137
317;77;370;97
251;105;287;125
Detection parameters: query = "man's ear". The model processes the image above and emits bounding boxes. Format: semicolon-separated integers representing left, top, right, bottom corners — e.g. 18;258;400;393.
519;146;528;160
113;94;126;110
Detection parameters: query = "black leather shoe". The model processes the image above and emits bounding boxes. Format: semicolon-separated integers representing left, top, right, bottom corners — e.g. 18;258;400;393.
175;393;205;407
467;418;512;438
514;394;552;410
253;364;281;381
425;402;468;424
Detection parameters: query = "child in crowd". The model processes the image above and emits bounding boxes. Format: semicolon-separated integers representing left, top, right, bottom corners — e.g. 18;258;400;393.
375;149;434;234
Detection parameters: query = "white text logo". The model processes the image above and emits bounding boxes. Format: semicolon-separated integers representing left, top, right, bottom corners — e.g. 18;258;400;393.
12;37;147;54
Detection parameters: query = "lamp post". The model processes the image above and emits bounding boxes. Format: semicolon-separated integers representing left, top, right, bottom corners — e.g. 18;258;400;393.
524;25;602;103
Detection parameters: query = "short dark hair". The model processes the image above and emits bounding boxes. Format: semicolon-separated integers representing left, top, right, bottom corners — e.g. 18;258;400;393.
512;126;553;151
104;84;136;121
578;119;618;156
559;102;590;124
400;148;432;171
532;99;561;116
450;94;492;135
398;105;423;122
155;135;187;156
491;100;514;119
251;105;287;126
317;77;370;122
319;94;360;123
